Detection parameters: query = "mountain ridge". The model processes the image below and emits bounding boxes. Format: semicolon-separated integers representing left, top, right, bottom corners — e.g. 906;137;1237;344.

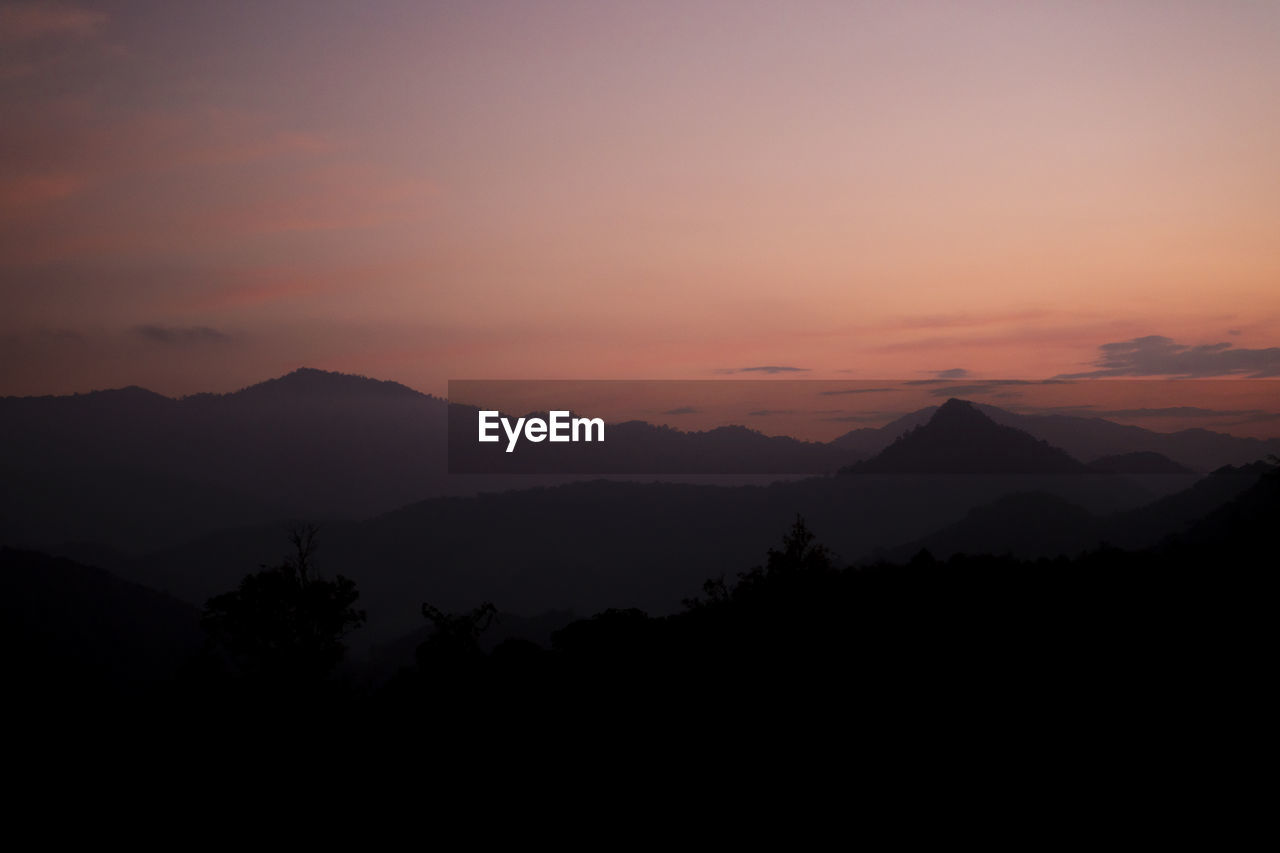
843;399;1093;475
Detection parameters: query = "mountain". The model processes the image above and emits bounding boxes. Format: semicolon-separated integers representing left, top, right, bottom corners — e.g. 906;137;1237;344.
1;369;871;554
885;491;1100;562
1172;462;1279;555
830;402;1280;471
0;369;453;551
828;408;937;455
1087;451;1194;475
969;404;1279;471
4;370;1275;562
117;461;1169;647
448;404;864;474
0;547;202;686
842;399;1093;474
880;462;1269;561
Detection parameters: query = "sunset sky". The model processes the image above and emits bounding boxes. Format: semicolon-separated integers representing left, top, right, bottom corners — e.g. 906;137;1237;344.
2;1;1279;409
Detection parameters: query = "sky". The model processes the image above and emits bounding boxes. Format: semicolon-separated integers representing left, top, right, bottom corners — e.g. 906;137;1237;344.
2;1;1279;416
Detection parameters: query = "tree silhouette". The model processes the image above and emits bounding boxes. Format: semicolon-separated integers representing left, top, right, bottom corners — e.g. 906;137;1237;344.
764;514;836;575
201;525;366;686
416;601;498;672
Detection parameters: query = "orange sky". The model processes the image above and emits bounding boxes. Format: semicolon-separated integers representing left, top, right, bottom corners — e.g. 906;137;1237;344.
2;1;1278;420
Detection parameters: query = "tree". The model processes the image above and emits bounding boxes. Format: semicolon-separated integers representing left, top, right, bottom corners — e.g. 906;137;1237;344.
201;525;366;685
763;514;835;576
416;601;497;672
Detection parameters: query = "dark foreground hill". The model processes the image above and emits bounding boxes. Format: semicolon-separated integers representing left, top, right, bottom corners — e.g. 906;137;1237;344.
374;462;1276;733
6;464;1273;752
0;548;201;686
119;463;1212;646
883;462;1268;561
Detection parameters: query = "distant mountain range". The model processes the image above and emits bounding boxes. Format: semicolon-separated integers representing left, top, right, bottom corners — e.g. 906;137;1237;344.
447;402;858;474
835;400;1279;471
842;399;1205;476
2;368;1276;560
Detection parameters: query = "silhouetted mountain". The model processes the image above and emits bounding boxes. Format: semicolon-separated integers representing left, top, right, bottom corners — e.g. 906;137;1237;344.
827;408;937;455
1171;461;1279;554
832;402;1280;471
970;403;1279;471
886;492;1100;560
881;462;1269;561
1088;451;1193;474
2;370;871;553
1108;461;1272;547
0;369;451;552
448;403;864;474
119;465;1164;646
843;399;1092;474
0;547;201;687
4;369;1275;573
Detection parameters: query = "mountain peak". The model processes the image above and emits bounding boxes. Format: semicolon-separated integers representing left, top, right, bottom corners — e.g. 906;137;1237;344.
843;398;1090;474
231;368;431;400
932;397;988;422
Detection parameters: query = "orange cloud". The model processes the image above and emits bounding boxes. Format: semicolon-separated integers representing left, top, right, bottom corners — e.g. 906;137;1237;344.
0;172;82;218
0;3;105;41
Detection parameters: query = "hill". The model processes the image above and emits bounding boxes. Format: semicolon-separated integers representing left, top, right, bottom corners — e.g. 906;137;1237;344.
879;462;1269;561
1088;451;1194;474
842;399;1092;474
0;548;202;687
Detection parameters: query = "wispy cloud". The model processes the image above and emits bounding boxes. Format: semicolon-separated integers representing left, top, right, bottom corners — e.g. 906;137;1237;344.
926;380;1035;397
817;387;899;396
0;3;106;41
133;324;231;345
660;406;699;415
1056;335;1280;379
822;411;907;424
902;368;972;386
717;365;810;375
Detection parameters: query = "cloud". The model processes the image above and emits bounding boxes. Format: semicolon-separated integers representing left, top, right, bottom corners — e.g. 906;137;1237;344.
822;411;907;424
133;324;231;345
817;388;898;396
901;369;973;386
747;409;799;416
925;380;1034;397
897;378;1069;395
660;406;699;415
0;3;106;41
717;365;810;374
1056;335;1280;378
0;173;84;215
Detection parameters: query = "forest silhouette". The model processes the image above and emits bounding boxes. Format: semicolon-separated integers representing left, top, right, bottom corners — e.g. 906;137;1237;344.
7;455;1256;739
